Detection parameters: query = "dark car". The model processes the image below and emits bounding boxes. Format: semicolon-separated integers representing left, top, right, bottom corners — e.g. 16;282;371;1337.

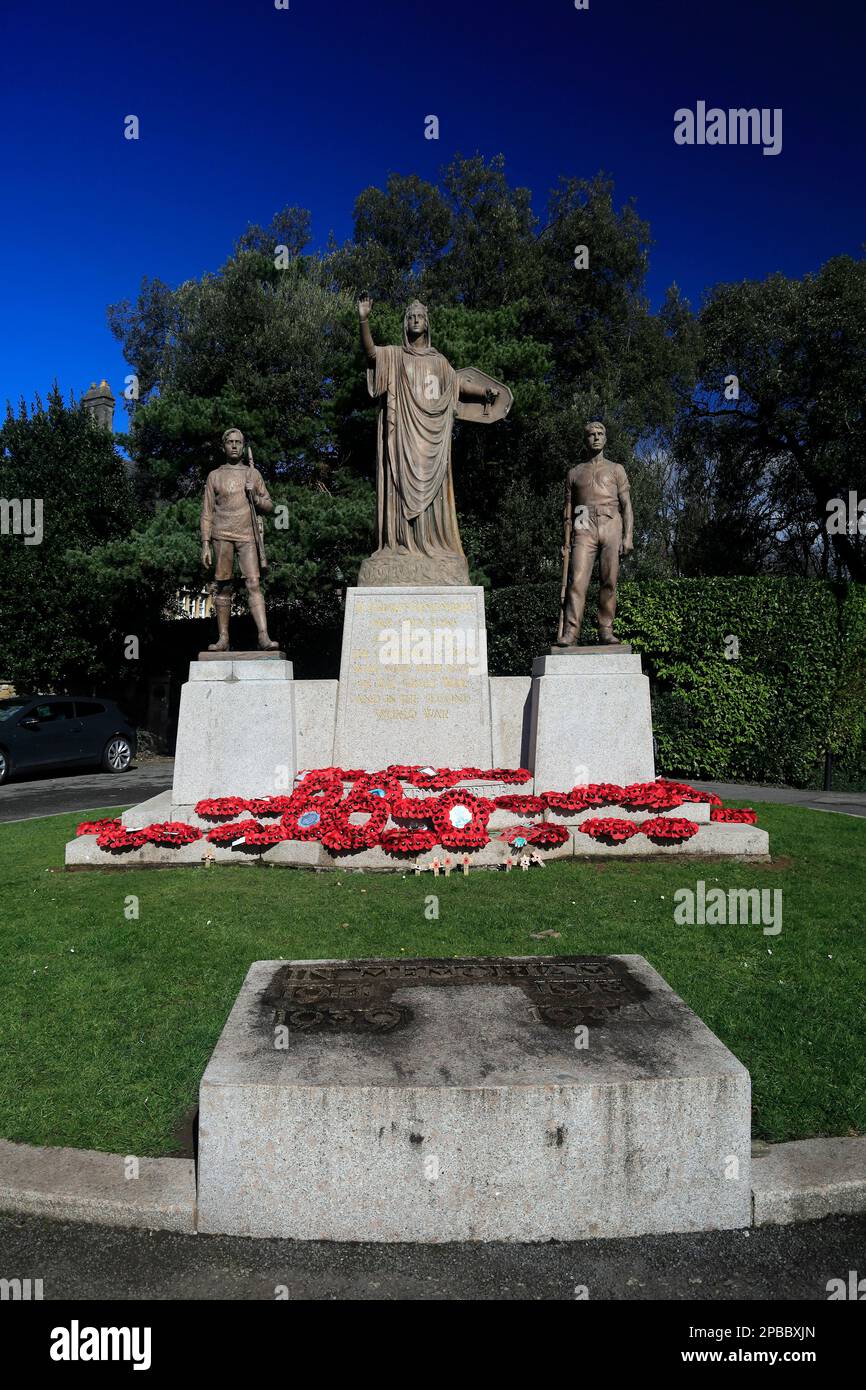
0;696;137;784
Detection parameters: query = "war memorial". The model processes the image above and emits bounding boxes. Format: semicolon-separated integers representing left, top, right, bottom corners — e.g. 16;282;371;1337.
61;299;770;1242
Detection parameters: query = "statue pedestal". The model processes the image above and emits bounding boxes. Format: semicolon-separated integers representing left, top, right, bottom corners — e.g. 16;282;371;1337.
357;551;469;587
332;586;493;770
528;650;655;793
171;657;297;803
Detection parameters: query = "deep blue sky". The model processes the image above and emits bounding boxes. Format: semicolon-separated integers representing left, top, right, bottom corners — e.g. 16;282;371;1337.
2;0;864;416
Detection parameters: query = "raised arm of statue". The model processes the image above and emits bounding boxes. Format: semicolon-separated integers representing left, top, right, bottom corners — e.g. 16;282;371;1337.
358;295;376;367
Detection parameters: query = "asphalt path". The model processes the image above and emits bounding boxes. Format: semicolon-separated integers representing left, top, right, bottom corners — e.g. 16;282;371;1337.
0;760;173;824
1;1210;863;1300
0;761;863;823
689;779;866;819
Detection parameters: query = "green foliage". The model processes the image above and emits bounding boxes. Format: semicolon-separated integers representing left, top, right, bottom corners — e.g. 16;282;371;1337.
81;475;376;659
617;578;841;783
0;390;136;692
109;237;357;499
675;255;866;581
487;577;866;786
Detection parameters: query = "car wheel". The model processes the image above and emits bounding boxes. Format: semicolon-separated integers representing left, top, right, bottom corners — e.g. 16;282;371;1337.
102;736;132;773
0;747;8;785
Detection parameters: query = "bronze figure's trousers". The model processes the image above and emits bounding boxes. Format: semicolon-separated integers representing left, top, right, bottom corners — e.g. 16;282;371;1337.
212;538;260;582
561;509;621;642
210;538;271;642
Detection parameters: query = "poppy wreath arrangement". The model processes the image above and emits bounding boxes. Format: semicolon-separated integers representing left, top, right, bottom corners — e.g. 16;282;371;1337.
380;827;439;855
245;796;296;818
499;825;533;846
541;780;727;817
77;772;748;855
388;764;533;790
141;821;203;847
205;818;265;844
318;789;391;852
93;820;202;851
280;798;336;841
617;782;685;812
544;783;626;812
241;822;290;847
543;790;591;815
578;817;641;844
76;818;123;837
656;779;723;807
95;823;149;851
639;816;700;843
578;815;699;845
526;822;570;848
195;796;252;821
429;789;493;850
386;792;444;822
494;794;547;816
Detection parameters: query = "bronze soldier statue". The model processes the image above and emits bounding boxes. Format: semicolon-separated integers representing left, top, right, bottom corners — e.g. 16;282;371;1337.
556;421;633;646
200;427;279;652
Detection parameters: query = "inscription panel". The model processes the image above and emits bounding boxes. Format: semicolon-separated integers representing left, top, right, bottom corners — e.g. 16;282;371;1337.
333;587;493;768
263;956;650;1034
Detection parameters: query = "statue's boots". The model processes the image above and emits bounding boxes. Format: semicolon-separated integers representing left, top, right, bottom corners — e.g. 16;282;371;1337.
248;590;279;650
598;625;619;646
208;593;232;652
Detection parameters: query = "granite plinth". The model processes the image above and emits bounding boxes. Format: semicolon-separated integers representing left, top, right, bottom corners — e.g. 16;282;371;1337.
332;587;493;770
171;658;296;802
489;675;533;769
196;954;752;1241
529;649;655;791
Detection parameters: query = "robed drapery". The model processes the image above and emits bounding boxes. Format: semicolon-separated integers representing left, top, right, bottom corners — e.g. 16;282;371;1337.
367;337;464;559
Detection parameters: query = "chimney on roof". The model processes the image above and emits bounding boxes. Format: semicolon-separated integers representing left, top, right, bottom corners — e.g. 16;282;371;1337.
82;378;115;432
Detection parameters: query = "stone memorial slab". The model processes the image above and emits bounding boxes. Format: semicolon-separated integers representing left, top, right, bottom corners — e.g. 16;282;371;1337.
197;954;752;1241
332;586;493;770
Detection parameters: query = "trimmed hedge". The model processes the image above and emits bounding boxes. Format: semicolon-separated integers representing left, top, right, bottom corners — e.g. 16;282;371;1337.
486;578;866;787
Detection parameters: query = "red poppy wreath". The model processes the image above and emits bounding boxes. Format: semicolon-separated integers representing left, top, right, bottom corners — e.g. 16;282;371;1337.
578;817;640;844
319;791;390;851
710;806;757;824
430;790;492;850
640;816;699;843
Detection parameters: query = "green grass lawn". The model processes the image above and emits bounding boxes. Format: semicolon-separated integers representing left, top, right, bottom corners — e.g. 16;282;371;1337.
0;802;863;1156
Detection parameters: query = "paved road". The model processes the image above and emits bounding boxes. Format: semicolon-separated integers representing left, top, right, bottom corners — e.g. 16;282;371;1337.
0;1210;863;1300
689;780;866;819
1;760;863;823
0;760;173;824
